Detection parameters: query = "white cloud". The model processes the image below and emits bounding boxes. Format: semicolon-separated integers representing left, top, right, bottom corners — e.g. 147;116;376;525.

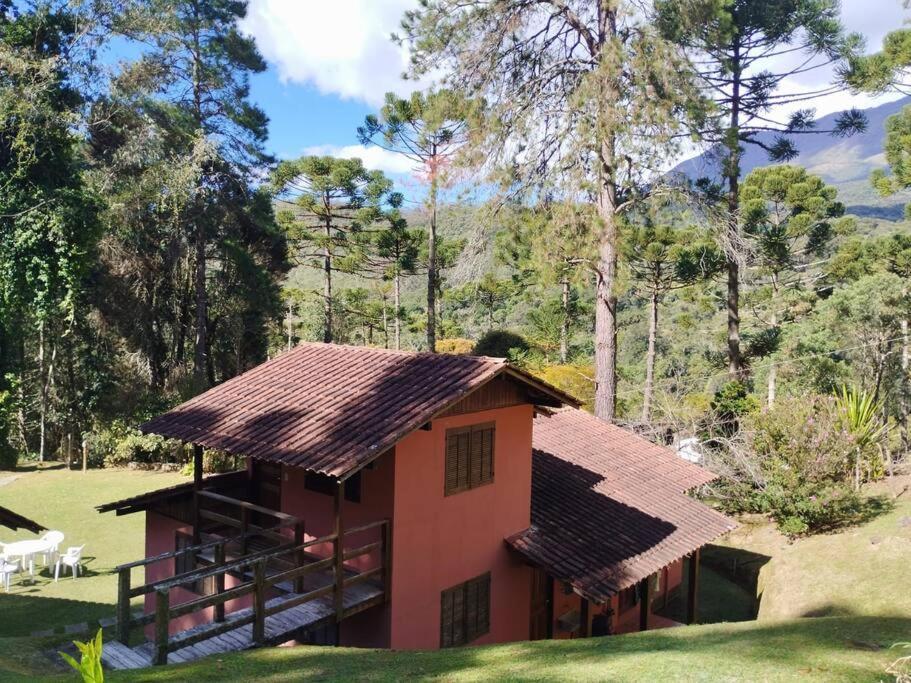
760;0;907;121
301;143;417;175
241;0;424;106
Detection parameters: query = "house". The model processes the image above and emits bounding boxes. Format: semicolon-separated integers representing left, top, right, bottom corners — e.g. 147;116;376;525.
97;342;734;668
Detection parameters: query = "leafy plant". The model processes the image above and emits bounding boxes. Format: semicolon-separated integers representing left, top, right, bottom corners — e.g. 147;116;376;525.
835;385;888;490
59;628;103;682
473;330;529;358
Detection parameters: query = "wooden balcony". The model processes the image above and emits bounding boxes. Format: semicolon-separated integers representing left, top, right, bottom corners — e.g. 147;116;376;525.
103;488;390;670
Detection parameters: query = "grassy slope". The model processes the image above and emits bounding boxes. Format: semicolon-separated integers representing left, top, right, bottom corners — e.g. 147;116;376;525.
1;616;908;682
714;476;911;622
0;464;185;637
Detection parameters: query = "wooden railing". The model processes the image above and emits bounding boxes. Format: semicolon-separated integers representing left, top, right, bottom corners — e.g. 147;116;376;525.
143;518;391;665
114;492;302;646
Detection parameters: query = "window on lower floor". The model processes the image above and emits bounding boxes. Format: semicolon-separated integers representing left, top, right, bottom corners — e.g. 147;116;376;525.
440;572;491;647
444;423;495;495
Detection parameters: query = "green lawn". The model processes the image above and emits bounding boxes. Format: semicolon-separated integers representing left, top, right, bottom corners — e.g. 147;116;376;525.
2;615;908;682
0;463;185;638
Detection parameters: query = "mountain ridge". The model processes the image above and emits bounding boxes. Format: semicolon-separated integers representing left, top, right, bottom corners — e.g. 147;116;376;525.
673;96;911;219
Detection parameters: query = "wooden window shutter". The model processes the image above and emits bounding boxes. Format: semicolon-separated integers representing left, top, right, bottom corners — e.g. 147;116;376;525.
440;586;455;648
445;424;495;495
479;427;494;484
441;572;491;648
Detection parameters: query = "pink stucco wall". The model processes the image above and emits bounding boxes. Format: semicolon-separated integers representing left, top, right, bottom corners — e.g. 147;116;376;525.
143;512;252;636
387;405;535;650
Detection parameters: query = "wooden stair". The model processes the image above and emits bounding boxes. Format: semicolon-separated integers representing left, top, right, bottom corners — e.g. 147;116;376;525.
101;580;384;670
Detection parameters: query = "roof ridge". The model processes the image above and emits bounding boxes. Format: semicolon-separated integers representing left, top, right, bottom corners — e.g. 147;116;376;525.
293;341;507;363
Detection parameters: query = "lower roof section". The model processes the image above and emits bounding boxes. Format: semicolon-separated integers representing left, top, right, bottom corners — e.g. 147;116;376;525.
507;408;736;604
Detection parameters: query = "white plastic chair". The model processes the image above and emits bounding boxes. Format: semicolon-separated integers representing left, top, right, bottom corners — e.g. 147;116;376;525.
0;557;19;591
38;531;65;568
54;545;84;582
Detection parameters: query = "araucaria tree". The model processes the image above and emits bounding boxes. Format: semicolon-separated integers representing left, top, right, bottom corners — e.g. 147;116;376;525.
372;212;420;349
401;1;700;420
656;0;864;378
113;0;274;389
623;223;721;421
271;156;402;344
739;165;846;406
358;90;471;352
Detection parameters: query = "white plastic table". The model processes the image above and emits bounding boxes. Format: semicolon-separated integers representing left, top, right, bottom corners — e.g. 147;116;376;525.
2;539;52;576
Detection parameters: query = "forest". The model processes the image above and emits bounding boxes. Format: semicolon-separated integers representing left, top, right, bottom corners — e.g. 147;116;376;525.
1;0;910;538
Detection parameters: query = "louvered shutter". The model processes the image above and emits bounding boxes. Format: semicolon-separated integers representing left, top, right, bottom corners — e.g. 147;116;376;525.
440;587;455;647
456;432;470;491
451;582;465;646
479;427;494;484
465;575;479;640
469;428;483;487
476;573;490;636
445;433;460;495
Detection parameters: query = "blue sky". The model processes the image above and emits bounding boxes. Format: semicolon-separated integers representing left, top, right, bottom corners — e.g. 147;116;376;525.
249;70;373;160
239;0;906;177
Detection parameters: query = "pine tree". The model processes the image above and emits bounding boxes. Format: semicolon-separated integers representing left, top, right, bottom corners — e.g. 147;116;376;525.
358;90;471;352
400;1;701;420
271;156;401;344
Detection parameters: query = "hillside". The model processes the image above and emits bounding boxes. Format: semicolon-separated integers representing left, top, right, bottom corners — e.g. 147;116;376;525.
673;97;911;218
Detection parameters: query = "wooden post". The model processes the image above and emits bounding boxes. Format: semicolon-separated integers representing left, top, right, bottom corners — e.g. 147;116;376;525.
154;589;170;665
381;520;392;603
240;506;250;556
81;437;88;473
214;542;226;623
116;568;131;644
580;598;591;638
687;549;701;625
66;433;72;470
638;577;650;632
252;560;266;647
333;481;344;632
192;444;203;545
293;522;305;594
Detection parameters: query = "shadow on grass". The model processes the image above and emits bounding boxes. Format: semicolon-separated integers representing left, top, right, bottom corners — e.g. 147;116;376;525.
0;592;114;638
104;615;911;682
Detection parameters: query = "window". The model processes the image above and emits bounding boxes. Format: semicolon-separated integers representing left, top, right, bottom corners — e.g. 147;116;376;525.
304;470;362;503
444;423;495;495
440;572;491;647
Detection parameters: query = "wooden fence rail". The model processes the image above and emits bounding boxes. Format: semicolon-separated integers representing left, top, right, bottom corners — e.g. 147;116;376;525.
127;518;391;665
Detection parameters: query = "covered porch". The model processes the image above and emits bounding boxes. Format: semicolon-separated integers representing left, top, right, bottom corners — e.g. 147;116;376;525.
97;447;391;668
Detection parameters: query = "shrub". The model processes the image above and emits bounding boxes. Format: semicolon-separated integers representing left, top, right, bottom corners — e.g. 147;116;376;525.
473;330;529;359
106;430;171;468
708;395;875;537
531;364;594;412
436;338;475;355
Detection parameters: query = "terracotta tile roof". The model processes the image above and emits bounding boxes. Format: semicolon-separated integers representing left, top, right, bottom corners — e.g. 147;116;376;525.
141;342;577;479
507;408;736;603
0;505;46;533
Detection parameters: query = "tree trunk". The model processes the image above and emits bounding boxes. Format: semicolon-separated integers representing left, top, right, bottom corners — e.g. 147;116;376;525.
725;44;743;378
193;220;208;389
426;153;439;353
767;309;777;408
323;217;333;343
642;290;659;423
901;316;909;451
287;301;293;352
394;274;401;350
38;321;46;462
594;141;619;422
560;278;570;364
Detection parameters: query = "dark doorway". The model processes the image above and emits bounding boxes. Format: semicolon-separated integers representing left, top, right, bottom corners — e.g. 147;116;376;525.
251;460;282;521
529;568;553;640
